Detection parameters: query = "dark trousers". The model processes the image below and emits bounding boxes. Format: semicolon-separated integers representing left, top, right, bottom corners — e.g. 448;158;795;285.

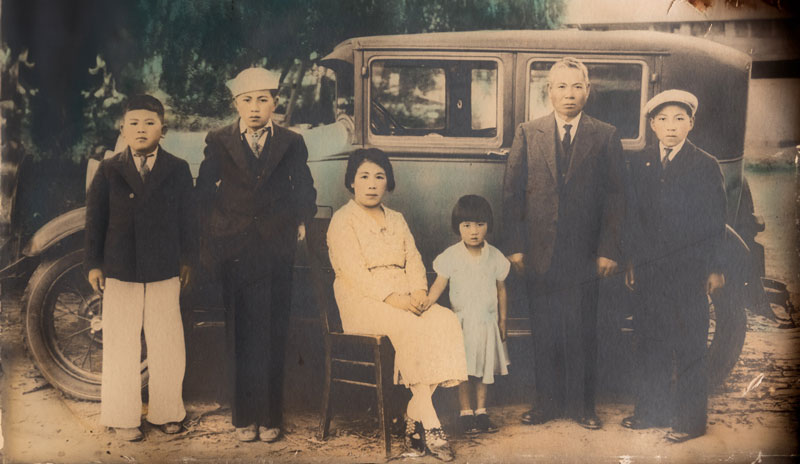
633;263;709;435
219;231;293;428
527;259;599;420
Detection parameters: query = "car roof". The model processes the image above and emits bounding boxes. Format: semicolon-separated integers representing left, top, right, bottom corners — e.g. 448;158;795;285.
322;29;749;68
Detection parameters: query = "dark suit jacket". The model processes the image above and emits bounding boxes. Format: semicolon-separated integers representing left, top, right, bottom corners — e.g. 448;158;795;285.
502;113;625;277
196;121;317;264
624;140;726;281
85;147;194;283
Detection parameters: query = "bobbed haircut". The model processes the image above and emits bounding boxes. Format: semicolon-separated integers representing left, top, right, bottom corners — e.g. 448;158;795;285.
548;57;589;84
344;148;395;194
648;102;694;119
124;94;165;121
451;194;493;234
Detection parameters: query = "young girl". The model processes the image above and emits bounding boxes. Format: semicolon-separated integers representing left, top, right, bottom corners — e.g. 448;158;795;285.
425;194;511;435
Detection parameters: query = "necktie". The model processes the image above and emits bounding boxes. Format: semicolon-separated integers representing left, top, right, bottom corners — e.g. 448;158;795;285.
562;124;573;155
135;153;153;181
247;126;271;157
662;147;673;170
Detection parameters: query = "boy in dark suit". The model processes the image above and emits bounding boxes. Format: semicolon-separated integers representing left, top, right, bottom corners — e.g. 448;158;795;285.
85;95;193;441
196;67;317;442
622;89;726;442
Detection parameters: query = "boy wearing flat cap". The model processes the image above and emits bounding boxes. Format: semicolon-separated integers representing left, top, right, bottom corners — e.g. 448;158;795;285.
622;89;726;442
196;67;317;442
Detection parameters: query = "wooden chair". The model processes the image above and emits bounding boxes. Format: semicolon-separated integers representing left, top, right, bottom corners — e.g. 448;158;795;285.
307;216;396;457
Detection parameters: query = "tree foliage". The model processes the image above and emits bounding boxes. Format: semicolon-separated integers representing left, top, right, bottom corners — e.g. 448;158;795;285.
2;0;565;161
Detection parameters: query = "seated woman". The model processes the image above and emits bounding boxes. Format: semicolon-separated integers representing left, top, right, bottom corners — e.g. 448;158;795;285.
327;148;467;461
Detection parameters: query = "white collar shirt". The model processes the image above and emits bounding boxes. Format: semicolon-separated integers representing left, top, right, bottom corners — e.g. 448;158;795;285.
131;146;158;171
239;118;274;153
554;112;583;142
659;138;686;164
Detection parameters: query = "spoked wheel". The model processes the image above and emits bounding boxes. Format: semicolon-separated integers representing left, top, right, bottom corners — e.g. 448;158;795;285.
23;249;148;401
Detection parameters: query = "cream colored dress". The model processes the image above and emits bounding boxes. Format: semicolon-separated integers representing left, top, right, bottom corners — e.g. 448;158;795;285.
327;200;467;387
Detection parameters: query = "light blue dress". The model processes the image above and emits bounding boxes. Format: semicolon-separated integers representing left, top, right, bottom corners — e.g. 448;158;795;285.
433;241;511;384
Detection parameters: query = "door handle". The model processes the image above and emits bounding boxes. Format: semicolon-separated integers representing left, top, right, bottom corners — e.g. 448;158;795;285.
487;149;509;157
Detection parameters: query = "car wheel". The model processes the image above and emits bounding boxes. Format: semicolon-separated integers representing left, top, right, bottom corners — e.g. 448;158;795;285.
706;288;747;388
23;248;148;401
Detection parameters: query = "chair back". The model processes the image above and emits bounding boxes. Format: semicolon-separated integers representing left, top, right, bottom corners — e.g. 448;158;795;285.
307;215;344;335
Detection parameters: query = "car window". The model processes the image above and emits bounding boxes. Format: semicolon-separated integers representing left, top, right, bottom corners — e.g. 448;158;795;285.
370;59;498;138
528;61;645;141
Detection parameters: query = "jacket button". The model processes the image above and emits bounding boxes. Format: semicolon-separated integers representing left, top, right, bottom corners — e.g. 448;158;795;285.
256;175;261;181
253;216;258;221
129;193;135;198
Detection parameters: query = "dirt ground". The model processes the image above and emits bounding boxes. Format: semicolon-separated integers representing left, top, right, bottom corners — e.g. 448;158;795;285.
1;290;798;464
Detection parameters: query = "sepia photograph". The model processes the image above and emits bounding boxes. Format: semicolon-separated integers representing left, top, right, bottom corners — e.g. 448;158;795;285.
0;0;798;462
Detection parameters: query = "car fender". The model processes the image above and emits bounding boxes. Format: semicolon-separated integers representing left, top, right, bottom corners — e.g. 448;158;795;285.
22;207;86;257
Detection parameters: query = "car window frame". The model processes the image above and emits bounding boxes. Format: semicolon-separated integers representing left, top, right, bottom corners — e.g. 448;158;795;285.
523;56;649;151
365;53;505;150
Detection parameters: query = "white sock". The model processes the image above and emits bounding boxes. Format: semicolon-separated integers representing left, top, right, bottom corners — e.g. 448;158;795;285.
460;410;474;416
475;408;487;415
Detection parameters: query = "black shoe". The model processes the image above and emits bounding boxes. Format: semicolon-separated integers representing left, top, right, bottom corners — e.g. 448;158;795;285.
475;413;498;433
521;409;554;426
665;430;703;443
403;415;426;457
458;414;479;436
425;427;454;462
621;415;653;430
577;414;602;430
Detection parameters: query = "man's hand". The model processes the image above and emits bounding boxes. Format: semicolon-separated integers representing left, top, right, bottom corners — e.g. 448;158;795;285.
297;223;306;241
88;268;105;293
180;264;191;289
498;316;507;342
385;293;422;315
596;256;618;278
508;253;525;274
624;266;635;291
411;289;429;312
707;272;725;295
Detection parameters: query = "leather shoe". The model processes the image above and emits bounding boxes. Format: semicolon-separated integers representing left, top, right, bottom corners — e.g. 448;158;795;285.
258;426;281;443
621;415;652;430
665;430;703;443
235;424;257;442
520;409;554;426
577;414;602;430
113;427;143;442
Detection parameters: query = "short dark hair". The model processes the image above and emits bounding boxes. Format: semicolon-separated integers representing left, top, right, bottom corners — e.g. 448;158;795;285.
344;148;395;193
451;194;493;234
124;94;165;121
648;101;694;119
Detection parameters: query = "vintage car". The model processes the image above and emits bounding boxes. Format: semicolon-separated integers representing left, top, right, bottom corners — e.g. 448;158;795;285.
1;29;780;401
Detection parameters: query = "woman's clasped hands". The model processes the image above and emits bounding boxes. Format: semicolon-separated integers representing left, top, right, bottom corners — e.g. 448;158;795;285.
384;289;433;316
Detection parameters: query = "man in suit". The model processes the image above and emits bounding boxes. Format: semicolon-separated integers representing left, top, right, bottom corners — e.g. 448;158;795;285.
622;90;726;443
502;57;625;429
196;67;317;442
86;95;193;441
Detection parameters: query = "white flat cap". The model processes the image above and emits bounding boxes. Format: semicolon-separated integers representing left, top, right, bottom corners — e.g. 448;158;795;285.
226;67;280;97
644;89;698;117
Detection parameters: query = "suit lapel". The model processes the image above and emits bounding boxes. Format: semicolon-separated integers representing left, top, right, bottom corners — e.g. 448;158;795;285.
256;124;290;188
221;121;253;175
114;148;145;197
565;114;594;184
142;148;178;198
663;140;694;179
533;116;558;182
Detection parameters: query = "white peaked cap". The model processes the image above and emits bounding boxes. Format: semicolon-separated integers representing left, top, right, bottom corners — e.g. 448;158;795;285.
226;67;280;97
644;89;698;117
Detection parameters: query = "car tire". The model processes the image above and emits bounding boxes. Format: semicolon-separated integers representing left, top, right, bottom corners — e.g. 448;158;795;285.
23;248;148;401
707;288;747;388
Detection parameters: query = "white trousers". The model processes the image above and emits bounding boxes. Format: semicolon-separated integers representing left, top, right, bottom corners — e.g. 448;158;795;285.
100;277;186;428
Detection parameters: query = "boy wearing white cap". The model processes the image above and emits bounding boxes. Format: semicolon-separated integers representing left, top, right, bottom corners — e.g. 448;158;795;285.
622;89;726;442
196;67;317;442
